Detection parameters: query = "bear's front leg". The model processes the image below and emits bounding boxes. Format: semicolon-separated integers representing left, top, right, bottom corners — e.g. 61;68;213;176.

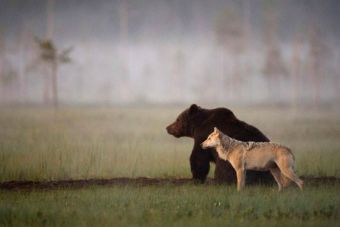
190;143;211;183
214;157;236;184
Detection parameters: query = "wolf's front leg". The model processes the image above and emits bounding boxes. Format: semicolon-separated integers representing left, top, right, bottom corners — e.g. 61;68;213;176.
236;169;246;191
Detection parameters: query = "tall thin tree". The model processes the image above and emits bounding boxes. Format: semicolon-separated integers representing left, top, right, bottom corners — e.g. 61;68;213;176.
35;37;72;108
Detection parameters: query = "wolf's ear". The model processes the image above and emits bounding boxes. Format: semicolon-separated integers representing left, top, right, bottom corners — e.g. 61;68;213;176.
214;127;220;133
188;104;200;115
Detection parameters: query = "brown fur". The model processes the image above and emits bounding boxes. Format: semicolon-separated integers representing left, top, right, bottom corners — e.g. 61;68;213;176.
202;127;304;191
166;104;274;184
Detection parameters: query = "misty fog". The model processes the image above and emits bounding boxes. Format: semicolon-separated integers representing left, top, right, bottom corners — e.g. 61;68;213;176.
1;0;339;106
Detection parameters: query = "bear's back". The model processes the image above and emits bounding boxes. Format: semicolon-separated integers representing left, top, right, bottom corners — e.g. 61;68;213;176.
197;107;269;143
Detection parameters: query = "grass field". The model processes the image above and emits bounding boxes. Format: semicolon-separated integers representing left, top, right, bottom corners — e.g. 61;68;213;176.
1;184;339;227
0;105;340;226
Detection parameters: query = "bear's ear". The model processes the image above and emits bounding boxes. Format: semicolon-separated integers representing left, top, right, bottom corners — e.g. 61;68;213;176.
188;104;200;115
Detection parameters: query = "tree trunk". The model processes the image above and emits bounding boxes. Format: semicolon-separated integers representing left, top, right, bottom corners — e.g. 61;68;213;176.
51;61;58;108
43;71;50;104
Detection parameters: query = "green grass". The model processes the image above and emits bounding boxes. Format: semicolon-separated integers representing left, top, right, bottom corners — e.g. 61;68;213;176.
0;106;192;181
0;106;340;226
0;106;339;181
1;184;339;227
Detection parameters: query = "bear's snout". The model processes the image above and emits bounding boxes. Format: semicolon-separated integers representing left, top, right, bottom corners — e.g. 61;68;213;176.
166;123;181;138
166;125;172;134
166;124;175;134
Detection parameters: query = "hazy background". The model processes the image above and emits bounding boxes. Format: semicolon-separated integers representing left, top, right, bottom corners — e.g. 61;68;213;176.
1;0;339;106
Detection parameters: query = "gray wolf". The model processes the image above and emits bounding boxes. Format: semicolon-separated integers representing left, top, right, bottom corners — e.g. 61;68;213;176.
201;127;304;191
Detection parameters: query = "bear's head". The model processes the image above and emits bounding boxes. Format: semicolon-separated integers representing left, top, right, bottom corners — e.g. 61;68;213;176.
166;104;203;138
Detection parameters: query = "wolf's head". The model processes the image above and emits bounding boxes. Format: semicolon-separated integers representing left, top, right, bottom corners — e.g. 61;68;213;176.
201;127;222;149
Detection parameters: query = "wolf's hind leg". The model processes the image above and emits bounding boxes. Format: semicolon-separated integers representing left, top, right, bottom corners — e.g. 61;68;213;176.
276;154;304;191
270;168;283;191
279;167;304;191
280;174;291;188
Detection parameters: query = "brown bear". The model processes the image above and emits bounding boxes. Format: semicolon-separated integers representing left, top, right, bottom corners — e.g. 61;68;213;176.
166;104;274;184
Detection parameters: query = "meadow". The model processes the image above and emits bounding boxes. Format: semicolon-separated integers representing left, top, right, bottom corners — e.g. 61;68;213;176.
0;105;340;226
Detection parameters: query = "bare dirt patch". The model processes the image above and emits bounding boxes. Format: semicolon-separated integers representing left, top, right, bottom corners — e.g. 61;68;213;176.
0;176;339;191
0;178;194;190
